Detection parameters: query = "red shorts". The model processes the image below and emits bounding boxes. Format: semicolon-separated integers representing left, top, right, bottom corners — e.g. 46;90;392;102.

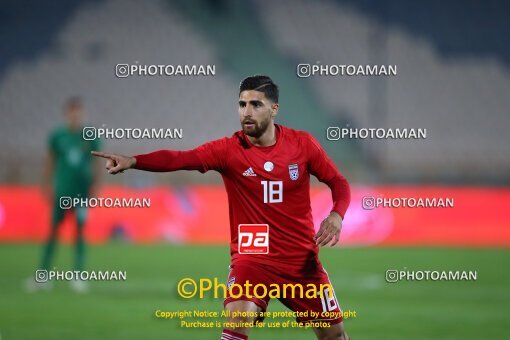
223;260;343;325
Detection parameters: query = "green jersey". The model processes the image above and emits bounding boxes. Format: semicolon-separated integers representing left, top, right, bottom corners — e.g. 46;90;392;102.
49;126;100;195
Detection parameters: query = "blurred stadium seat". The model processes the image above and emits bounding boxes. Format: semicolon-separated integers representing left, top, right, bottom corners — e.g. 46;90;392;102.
254;0;510;182
1;0;509;184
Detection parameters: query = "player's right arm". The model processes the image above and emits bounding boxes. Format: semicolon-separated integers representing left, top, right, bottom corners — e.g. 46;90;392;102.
91;137;228;175
91;151;137;174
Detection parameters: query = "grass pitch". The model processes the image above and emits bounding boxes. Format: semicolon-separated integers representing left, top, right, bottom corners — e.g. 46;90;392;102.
0;244;508;339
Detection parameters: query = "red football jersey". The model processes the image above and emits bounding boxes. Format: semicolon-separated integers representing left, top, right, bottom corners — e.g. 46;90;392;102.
134;124;350;268
192;124;349;268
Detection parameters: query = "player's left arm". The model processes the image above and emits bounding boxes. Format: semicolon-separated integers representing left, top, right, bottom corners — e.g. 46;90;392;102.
305;133;351;246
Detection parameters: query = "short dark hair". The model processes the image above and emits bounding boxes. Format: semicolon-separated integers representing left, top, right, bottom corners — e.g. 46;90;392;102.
239;75;279;103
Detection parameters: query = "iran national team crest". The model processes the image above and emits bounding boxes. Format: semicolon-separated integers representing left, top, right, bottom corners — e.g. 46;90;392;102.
288;164;299;180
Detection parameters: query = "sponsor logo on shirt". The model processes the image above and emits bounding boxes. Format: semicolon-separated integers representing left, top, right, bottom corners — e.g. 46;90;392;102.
242;167;257;177
238;224;269;254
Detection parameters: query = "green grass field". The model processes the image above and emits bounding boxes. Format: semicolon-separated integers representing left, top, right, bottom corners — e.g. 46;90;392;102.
1;244;509;339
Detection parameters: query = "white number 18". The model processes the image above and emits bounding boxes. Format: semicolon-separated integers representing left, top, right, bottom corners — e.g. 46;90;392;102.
261;180;283;203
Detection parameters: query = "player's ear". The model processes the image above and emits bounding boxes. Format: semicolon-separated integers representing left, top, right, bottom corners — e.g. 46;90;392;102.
271;103;279;118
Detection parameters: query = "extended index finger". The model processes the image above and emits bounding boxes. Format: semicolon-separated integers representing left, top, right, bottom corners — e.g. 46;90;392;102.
91;151;114;159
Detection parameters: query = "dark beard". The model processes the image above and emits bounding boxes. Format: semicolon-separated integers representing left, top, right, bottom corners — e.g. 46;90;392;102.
243;117;271;138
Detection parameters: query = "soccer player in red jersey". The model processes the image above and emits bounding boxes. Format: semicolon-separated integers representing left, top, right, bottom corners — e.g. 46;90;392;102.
92;76;351;340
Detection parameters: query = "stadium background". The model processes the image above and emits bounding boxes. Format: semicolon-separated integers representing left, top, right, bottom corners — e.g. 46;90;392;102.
0;0;509;339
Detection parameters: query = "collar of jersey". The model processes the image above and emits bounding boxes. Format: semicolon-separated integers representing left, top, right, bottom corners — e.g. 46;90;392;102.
243;124;283;154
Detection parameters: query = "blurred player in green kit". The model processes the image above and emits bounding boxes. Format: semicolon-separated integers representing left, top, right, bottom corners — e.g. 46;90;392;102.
27;97;101;293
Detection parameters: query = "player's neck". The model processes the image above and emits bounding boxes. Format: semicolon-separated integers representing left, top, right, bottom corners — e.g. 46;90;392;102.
246;123;277;147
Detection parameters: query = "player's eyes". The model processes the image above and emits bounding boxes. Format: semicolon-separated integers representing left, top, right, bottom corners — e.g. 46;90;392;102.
239;102;246;108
